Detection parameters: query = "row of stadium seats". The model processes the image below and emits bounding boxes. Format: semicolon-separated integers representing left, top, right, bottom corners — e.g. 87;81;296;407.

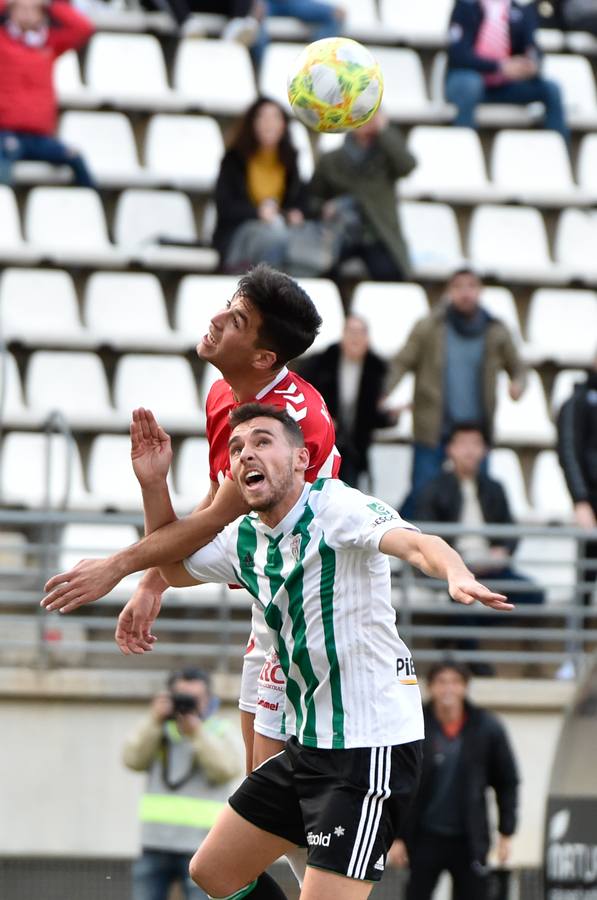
53;36;597;130
5;183;597;289
1;269;595;368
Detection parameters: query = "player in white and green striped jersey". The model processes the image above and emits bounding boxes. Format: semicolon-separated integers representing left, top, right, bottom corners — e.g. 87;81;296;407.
159;403;513;900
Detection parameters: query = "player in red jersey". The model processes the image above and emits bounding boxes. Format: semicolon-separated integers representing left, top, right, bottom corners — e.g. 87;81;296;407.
41;264;340;774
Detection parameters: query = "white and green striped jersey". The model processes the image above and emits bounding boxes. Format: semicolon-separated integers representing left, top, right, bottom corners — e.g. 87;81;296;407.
184;478;424;750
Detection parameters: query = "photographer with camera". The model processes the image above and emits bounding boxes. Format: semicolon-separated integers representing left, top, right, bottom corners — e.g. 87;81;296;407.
123;668;242;900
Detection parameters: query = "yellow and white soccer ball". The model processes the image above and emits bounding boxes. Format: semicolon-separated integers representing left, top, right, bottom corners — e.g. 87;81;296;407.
287;37;384;134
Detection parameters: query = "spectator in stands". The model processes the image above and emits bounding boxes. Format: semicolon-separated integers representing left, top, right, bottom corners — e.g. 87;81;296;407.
446;0;570;145
297;315;398;487
388;268;526;518
123;667;241;900
213;97;322;275
416;422;544;605
557;352;597;606
389;660;519;900
264;0;345;39
309;111;416;281
136;0;264;44
0;0;96;187
553;0;597;33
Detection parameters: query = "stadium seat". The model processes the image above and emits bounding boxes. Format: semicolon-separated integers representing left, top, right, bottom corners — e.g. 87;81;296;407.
490;130;584;206
494;370;556;446
515;534;577;604
487;447;531;521
0;431;94;510
399;201;464;278
0;352;36;427
576;134;597;199
468;205;567;284
173;275;238;346
85;33;183;111
529;450;574;522
54;49;100;109
400;127;495;203
367;48;448;122
58;523;141;597
542;53;597;128
378;372;415;442
369;443;413;511
87;434;149;511
26;350;120;430
59;111;146;187
113;189;217;271
199;362;222;409
24;187;129;267
526;289;597;366
289;120;314;181
174;436;212;510
554;209;597;281
294;279;344;354
0;268;90;348
379;0;452;45
0;186;40;264
259;42;304;111
351;282;429;359
144;114;225;191
267;0;383;42
550;368;585;416
83;272;184;351
174;39;257;115
480;286;525;348
113;354;201;432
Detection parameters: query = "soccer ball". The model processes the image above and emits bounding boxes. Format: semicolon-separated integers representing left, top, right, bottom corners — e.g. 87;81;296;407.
287;37;384;134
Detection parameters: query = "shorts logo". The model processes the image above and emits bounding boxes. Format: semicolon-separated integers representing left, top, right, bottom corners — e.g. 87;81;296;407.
307;831;331;847
334;826;345;837
257;698;279;711
374;855;385;872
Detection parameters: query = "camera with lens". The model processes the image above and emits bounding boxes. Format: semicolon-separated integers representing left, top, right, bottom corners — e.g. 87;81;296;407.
169;692;199;718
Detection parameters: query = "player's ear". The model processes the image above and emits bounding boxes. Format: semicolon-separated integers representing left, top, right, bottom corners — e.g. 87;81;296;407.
295;446;310;473
252;348;278;371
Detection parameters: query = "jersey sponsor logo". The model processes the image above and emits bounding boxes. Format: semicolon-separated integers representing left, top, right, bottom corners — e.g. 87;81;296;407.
257;698;279;711
307;831;331;847
258;657;285;686
397;655;418;685
374;855;385;872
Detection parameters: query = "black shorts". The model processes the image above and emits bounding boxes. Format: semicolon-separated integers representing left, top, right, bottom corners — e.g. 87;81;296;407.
229;735;422;883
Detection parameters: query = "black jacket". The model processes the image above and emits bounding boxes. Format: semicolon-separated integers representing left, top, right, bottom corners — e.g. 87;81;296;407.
297;344;393;476
557;372;597;505
403;701;519;863
212;147;307;261
415;469;518;554
448;0;540;75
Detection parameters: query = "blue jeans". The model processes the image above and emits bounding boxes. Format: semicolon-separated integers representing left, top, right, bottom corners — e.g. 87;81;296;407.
132;849;208;900
445;69;570;144
266;0;339;38
0;131;96;187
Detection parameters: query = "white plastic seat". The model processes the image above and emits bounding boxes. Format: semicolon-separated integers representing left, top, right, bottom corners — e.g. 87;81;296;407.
351;282;429;360
259;42;302;110
113;354;200;432
576;134;597;199
487;448;531;521
515;534;577;604
59;523;141;597
490;130;582;206
59;111;145;187
367;48;446;122
24;187;128;267
295;279;344;355
526;289;597;366
480;286;524;347
85;33;183;110
369;443;413;510
0;432;94;510
554;209;597;280
0;352;36;426
87;434;144;511
378;372;415;442
0;186;40;264
529;450;574;523
0;268;89;347
54;50;99;109
199;363;223;412
379;0;452;45
494;370;556;446
550;369;585;417
469;205;565;284
401;127;494;202
399;201;464;278
289;120;314;181
84;272;183;351
267;0;382;41
26;351;119;429
174;436;212;510
542;53;597;127
174;39;257;115
113;189;217;271
174;275;239;345
144;115;224;191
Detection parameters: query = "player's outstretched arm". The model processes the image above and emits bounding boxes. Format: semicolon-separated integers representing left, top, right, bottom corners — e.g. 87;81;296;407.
379;529;514;611
41;477;248;613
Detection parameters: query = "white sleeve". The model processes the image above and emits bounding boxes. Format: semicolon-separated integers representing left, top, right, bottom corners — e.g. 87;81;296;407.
321;483;419;552
183;529;237;584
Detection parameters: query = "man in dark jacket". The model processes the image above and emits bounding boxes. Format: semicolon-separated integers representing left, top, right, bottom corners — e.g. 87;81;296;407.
557;353;597;606
297;315;397;487
390;660;519;900
446;0;569;143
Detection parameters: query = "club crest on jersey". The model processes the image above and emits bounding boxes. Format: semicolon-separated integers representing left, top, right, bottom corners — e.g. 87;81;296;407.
290;534;301;562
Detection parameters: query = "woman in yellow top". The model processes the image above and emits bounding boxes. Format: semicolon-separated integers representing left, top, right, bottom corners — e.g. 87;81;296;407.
213;97;309;274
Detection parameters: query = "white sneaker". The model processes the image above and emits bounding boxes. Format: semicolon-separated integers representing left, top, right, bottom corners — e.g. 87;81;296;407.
222;15;259;46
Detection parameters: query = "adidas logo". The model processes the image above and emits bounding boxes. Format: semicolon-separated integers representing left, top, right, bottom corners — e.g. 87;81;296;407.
374;855;384;872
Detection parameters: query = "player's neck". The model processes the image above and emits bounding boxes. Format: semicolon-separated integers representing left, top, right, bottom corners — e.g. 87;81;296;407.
257;482;306;529
223;365;285;403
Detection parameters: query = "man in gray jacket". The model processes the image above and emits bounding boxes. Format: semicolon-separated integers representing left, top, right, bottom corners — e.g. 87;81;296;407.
124;667;241;900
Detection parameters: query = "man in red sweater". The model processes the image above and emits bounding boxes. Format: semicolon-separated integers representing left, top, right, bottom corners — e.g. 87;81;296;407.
0;0;95;186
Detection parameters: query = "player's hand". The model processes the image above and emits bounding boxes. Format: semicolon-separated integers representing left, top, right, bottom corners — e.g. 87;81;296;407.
131;407;172;489
387;839;409;868
41;556;124;612
448;572;513;611
115;583;163;655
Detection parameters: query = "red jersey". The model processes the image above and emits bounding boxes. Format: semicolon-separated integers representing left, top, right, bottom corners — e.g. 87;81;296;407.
205;366;341;485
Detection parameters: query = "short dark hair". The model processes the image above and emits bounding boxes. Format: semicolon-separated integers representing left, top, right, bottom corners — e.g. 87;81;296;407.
446;421;489;444
447;267;482;285
167;667;211;692
427;660;471;686
229;402;305;448
236;264;322;365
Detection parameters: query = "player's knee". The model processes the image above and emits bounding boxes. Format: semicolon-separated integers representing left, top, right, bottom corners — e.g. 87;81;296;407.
189;850;234;896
